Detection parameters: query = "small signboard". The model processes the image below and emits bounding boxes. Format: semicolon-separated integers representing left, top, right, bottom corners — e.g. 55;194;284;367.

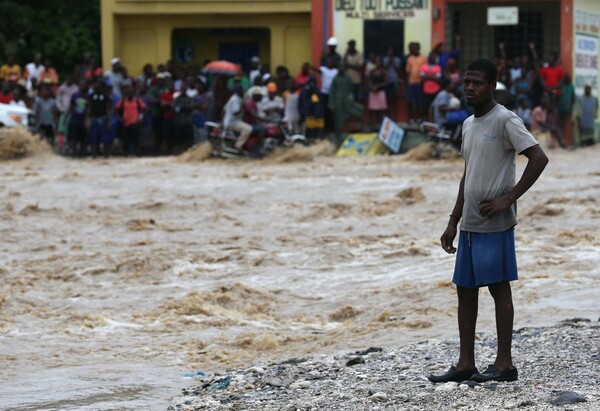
487;7;518;26
335;0;427;20
377;117;404;154
574;10;599;96
336;133;389;156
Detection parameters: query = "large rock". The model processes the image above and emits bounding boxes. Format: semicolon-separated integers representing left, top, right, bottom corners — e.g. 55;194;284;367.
551;391;587;406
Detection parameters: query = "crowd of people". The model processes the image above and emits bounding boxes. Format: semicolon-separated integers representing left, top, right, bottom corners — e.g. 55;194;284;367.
0;38;597;158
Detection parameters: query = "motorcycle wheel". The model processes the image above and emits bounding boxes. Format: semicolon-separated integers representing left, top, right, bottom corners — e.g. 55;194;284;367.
290;135;308;147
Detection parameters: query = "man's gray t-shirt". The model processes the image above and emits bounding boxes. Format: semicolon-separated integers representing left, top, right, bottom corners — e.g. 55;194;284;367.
460;104;538;233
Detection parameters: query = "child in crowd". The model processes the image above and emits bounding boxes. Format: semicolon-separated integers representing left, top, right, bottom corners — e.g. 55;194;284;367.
367;56;387;130
283;82;302;135
531;97;564;148
34;84;57;145
514;97;532;130
68;81;90;157
56;75;79;152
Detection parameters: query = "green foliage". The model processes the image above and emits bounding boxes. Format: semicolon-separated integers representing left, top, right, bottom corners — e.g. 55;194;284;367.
0;0;100;75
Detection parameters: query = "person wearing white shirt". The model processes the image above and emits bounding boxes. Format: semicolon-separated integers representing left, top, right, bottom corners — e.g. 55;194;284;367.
24;53;45;91
223;85;253;150
259;82;284;123
312;57;339;132
249;56;261;85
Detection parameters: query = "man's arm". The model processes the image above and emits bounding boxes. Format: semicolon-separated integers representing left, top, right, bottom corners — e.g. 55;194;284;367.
479;144;548;217
441;165;465;254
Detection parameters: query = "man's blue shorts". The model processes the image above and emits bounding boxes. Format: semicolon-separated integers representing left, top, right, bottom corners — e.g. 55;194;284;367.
89;117;113;145
452;228;518;289
407;83;423;107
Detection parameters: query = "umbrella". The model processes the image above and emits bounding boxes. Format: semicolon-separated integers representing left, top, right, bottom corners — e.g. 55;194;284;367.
202;60;243;76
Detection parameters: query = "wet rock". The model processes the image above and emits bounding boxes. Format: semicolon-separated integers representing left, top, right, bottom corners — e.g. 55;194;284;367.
551;391;587;405
396;363;411;371
460;380;479;388
435;382;458;391
346;356;365;366
395;393;408;402
563;317;590;323
289;380;311;389
369;392;388;402
518;400;536;407
484;382;499;391
278;357;307;365
264;375;294;388
305;370;323;380
355;347;383;355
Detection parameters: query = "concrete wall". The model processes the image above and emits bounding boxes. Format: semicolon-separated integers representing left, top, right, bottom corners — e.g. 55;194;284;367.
101;0;311;75
333;2;432;57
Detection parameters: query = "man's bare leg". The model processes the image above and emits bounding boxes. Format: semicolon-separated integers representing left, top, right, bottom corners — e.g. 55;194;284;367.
456;285;479;370
488;281;514;371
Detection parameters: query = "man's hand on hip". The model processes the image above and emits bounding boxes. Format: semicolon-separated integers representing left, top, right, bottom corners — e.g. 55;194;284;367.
479;195;512;218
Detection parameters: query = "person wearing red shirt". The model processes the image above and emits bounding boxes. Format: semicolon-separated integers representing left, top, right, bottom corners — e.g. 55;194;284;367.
159;78;175;155
0;81;14;104
295;63;311;88
116;85;147;156
540;53;564;96
420;53;443;119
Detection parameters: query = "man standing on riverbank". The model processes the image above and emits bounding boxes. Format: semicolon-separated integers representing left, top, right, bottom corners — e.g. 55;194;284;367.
429;58;548;383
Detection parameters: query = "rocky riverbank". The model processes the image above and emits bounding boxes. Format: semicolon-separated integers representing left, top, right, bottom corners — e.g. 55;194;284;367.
171;318;599;410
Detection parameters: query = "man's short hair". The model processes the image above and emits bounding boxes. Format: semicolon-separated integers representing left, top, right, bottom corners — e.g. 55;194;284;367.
465;58;498;83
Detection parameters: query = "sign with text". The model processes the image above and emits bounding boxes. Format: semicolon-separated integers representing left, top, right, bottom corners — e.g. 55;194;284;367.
377;117;404;154
336;133;389;156
487;7;518;26
335;0;428;20
574;10;599;96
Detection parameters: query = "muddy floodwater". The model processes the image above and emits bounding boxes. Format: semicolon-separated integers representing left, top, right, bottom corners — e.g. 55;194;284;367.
1;146;599;410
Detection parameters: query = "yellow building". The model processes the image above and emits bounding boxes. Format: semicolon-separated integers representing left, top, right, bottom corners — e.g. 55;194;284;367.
101;0;313;76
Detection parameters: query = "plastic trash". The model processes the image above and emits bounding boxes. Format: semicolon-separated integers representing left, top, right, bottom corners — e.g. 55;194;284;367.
182;370;206;378
208;376;233;391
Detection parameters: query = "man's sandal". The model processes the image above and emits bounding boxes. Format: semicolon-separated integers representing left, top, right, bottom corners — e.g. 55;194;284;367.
471;364;518;382
428;365;479;383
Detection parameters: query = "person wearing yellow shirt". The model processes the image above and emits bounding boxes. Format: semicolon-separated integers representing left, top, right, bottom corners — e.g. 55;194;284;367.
0;54;22;81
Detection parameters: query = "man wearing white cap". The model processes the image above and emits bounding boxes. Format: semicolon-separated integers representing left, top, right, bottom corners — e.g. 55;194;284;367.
321;37;342;68
104;57;124;98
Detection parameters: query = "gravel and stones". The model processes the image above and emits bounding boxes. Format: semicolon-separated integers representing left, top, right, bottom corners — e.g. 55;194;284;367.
171;319;599;410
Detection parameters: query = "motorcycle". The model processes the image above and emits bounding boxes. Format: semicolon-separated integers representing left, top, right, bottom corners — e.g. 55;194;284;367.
205;120;307;159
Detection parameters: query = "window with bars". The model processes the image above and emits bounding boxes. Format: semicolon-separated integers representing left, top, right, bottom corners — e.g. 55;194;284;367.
495;11;545;59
